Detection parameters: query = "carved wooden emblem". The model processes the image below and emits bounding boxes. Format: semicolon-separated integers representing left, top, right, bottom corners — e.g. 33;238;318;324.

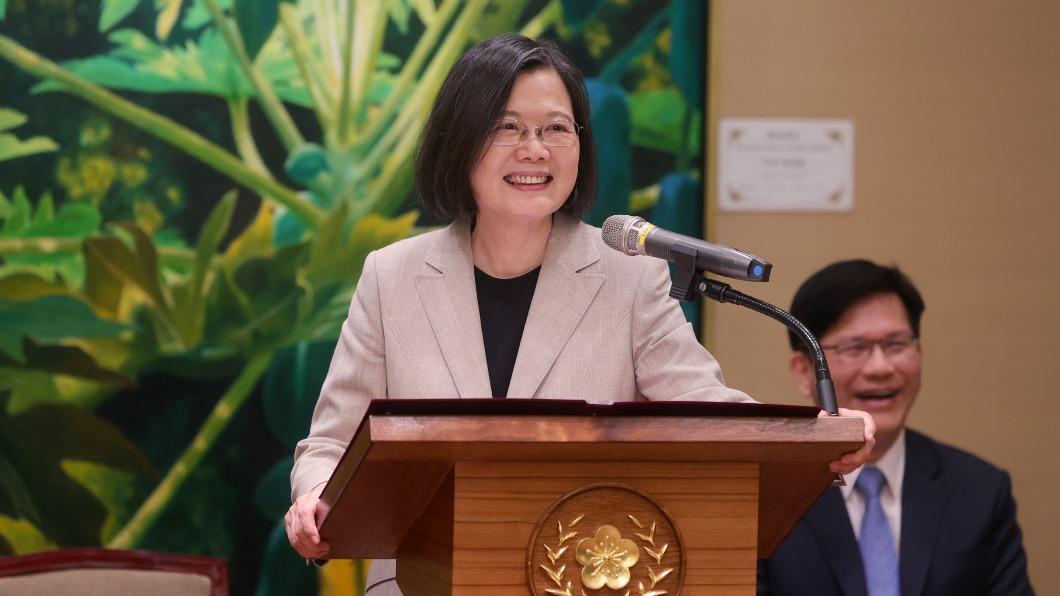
527;484;685;596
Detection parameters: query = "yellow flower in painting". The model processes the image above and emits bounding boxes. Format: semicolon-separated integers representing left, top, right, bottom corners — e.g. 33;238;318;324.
555;20;574;41
583;21;612;58
58;154;116;203
165;185;183;206
79;155;117;200
120;162;148;187
575;525;640;590
636;53;671;92
134;200;164;235
656;28;672;54
80;115;113;148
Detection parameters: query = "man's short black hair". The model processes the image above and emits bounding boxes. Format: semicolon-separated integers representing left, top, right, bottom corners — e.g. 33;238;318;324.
788;259;926;351
415;33;596;221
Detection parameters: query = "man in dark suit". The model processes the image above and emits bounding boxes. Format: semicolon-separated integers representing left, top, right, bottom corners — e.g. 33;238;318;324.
758;260;1032;596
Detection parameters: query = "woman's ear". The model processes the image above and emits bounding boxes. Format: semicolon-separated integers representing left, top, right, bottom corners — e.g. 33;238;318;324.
788;351;816;403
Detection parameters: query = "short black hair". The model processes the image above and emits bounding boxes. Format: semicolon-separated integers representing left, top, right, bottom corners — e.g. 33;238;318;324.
415;33;596;221
788;259;925;351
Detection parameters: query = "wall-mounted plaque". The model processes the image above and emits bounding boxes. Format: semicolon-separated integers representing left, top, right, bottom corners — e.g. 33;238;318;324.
718;118;854;212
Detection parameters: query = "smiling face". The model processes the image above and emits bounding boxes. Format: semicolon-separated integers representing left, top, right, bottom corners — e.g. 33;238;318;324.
469;68;579;228
790;292;923;458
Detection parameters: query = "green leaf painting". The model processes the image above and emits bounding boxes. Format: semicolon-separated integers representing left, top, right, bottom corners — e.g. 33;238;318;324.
0;295;129;362
183;0;233;30
629;88;686;154
255;522;317;596
653;172;702;326
155;0;184;40
261;341;332;448
561;0;606;31
61;460;141;544
252;456;294;519
0;515;56;555
0;108;57;162
668;0;704;108
234;0;281;59
34;28;310;106
284;143;330;186
99;0;141;32
584;79;631;226
1;187;102;238
0;400;154;546
0;1;703;592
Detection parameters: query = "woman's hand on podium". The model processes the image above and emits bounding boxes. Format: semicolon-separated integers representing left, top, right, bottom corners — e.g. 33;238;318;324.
823;408;876;475
285;482;331;559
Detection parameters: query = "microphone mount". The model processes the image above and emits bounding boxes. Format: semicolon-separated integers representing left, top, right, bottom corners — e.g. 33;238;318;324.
669;241;840;415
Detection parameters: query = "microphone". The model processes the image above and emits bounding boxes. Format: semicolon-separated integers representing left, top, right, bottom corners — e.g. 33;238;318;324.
601;215;772;282
600;215;838;415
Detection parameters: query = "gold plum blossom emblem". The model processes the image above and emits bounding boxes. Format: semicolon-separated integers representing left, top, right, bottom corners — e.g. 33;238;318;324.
575;525;640;590
528;485;683;596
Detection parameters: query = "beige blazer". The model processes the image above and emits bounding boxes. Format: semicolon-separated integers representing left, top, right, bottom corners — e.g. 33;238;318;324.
291;215;753;498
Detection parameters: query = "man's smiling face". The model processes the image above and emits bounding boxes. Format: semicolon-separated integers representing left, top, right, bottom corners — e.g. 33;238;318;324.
816;292;923;447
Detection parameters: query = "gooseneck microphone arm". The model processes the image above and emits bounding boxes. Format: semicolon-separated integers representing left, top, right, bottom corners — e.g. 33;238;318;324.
698;277;839;416
666;243;839;415
601;217;837;414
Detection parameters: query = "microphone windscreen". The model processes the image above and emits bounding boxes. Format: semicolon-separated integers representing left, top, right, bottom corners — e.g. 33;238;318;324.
601;214;638;254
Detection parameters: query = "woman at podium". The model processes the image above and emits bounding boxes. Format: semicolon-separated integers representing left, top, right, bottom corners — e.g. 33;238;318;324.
285;34;874;591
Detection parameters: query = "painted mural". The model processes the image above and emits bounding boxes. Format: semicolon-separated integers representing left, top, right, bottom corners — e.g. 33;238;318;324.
0;0;706;593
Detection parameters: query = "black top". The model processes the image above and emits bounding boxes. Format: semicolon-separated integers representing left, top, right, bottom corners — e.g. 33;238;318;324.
474;266;540;398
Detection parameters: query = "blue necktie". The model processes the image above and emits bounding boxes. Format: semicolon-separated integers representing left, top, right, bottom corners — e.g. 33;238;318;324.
855;467;901;596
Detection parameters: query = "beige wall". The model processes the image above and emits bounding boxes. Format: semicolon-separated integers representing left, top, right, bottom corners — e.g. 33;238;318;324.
707;1;1060;592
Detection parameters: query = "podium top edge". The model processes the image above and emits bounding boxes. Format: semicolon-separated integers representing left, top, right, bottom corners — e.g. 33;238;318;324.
362;398;820;419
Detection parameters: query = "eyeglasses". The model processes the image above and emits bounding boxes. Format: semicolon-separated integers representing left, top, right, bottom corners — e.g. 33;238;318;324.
490;118;582;147
820;333;920;367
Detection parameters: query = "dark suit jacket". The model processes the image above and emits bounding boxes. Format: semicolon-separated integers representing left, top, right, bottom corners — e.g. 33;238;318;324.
758;429;1032;596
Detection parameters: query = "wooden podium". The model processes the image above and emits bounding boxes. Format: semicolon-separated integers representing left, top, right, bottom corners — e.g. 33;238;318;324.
318;399;862;595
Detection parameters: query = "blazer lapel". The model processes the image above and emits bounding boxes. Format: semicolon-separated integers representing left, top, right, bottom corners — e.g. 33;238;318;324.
507;217;604;399
413;221;492;398
806;487;869;596
899;431;946;596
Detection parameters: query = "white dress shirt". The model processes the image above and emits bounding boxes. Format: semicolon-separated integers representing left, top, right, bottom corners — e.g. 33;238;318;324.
840;429;906;550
